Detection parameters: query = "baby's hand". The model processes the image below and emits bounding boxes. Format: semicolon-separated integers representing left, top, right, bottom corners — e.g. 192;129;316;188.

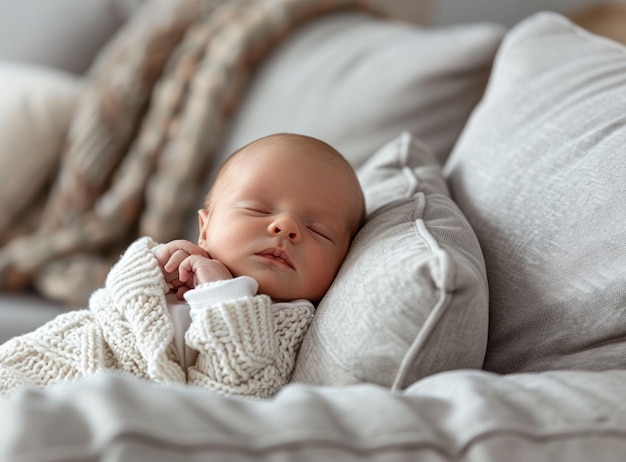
178;255;232;289
154;240;231;299
154;240;209;297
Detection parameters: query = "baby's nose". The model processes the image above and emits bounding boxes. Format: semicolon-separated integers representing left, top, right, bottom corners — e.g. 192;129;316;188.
268;215;301;242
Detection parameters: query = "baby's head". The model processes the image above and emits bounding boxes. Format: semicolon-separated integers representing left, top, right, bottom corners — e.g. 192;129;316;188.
198;133;365;302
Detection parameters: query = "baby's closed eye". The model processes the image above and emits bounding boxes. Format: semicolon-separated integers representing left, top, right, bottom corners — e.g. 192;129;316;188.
237;201;271;215
307;224;333;241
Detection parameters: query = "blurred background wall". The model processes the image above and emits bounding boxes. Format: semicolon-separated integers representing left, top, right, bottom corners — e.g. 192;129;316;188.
371;0;623;26
0;0;623;74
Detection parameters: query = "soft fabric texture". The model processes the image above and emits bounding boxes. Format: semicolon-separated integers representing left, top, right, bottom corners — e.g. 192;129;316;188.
0;237;313;398
444;12;626;373
0;62;84;245
0;0;145;74
0;0;373;308
292;132;489;389
1;368;626;461
215;12;506;171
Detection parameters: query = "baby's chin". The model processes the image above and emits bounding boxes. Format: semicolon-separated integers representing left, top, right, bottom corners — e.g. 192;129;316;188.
240;269;326;302
262;284;324;304
256;281;307;303
257;283;291;302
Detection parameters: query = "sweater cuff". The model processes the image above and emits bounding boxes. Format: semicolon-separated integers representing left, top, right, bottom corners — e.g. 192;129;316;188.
183;276;258;307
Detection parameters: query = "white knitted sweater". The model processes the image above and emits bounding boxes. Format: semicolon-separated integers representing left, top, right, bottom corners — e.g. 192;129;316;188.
0;237;314;398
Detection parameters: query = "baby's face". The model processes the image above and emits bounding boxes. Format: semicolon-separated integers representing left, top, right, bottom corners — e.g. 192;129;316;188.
198;138;362;301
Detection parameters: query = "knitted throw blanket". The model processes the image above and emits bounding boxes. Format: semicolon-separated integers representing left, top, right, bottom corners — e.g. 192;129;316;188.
0;237;314;398
0;0;372;307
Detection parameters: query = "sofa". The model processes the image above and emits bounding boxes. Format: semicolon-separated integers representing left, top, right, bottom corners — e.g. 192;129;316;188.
1;0;626;460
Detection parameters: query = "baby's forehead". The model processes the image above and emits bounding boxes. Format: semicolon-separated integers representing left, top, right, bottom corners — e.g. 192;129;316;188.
217;135;364;228
221;138;342;179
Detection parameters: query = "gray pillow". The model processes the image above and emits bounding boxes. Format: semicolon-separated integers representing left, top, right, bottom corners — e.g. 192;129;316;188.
217;12;505;168
444;12;626;374
291;132;489;389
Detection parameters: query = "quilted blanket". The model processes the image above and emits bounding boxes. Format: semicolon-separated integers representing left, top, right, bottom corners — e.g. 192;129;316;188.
0;0;371;307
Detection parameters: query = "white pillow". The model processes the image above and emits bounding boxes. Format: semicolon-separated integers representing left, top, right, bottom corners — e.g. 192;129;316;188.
0;62;84;241
291;132;489;389
444;12;626;373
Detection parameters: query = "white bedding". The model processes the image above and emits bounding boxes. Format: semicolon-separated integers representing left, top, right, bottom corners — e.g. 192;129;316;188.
1;368;625;461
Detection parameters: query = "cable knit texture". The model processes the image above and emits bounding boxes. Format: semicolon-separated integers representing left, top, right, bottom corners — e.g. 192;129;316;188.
0;237;313;398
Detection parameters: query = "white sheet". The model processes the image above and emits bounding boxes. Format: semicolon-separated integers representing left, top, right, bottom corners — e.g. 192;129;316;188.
1;369;625;461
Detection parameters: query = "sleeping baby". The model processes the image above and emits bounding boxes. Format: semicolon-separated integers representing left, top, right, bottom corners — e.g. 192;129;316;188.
0;133;365;398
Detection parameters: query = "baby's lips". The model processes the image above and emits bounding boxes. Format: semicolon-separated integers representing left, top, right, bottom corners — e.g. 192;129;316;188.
257;248;294;269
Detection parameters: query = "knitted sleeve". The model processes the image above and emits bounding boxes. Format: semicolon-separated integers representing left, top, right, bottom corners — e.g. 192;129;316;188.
90;236;185;384
0;235;175;396
184;295;314;398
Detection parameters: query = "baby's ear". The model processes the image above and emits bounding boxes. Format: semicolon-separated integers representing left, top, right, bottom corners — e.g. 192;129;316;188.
197;209;209;246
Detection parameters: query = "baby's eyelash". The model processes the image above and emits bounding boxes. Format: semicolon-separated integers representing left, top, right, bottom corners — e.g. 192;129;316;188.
244;206;271;214
308;226;332;241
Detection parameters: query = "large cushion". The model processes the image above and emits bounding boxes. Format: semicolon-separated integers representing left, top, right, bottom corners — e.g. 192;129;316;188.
292;132;489;389
0;0;145;74
0;62;84;244
216;12;505;169
444;12;626;373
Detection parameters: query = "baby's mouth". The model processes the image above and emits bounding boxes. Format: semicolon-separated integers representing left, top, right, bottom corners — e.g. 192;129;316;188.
256;248;294;269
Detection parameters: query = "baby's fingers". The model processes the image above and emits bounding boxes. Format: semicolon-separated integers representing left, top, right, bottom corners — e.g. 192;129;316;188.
155;240;209;270
178;255;200;283
164;250;191;273
179;255;232;286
